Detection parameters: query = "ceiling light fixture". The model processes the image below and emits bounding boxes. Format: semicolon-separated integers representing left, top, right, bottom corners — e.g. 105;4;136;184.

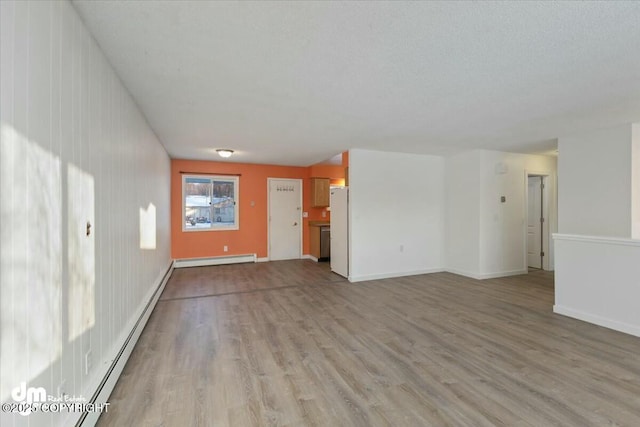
216;149;234;158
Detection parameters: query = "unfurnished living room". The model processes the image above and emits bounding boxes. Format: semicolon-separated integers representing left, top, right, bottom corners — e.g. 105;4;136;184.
1;1;640;426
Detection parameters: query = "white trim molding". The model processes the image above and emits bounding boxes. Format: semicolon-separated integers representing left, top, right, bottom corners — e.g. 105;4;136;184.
445;268;528;280
349;268;444;283
553;305;640;338
79;260;174;426
553;233;640;247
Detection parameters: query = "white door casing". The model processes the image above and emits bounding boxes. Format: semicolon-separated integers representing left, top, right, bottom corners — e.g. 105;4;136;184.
268;178;302;261
527;176;543;269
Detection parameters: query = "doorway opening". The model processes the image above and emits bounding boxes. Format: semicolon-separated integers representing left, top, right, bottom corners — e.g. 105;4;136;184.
526;174;549;270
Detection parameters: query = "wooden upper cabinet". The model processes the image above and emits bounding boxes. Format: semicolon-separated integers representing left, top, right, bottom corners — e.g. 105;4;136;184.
310;178;330;207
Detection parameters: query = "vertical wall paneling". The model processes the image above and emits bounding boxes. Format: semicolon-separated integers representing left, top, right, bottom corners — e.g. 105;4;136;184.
0;1;171;426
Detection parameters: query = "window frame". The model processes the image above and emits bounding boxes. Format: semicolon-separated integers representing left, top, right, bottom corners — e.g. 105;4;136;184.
182;174;239;232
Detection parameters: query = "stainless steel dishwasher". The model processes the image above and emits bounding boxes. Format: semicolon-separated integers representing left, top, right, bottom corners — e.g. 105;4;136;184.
319;226;330;262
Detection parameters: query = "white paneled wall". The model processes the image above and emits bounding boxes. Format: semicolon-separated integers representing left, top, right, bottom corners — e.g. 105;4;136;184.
0;1;171;426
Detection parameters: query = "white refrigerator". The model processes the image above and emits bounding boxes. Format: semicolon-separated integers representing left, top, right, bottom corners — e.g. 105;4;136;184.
330;187;349;278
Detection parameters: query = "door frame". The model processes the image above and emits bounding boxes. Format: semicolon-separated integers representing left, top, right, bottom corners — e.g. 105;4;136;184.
267;178;303;261
524;171;551;271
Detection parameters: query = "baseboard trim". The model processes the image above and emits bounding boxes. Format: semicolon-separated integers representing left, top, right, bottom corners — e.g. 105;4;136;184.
349;268;444;283
475;269;528;280
444;268;528;280
444;268;481;280
174;254;256;268
257;255;315;263
77;259;174;426
553;305;640;338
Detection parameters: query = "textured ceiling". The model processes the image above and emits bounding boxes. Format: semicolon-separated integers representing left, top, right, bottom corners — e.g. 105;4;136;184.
72;1;640;166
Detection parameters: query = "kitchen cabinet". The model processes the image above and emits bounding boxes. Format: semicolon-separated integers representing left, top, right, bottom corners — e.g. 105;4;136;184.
310;178;330;207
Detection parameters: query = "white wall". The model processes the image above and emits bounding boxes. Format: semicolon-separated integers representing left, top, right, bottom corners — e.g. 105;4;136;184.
632;123;640;239
554;235;640;338
558;124;633;237
446;150;557;279
445;150;481;276
348;149;445;281
554;123;640;338
348;148;556;282
478;151;557;277
0;2;171;426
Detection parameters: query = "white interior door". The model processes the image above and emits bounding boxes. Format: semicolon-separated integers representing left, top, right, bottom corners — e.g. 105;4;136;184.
268;179;302;260
527;176;543;269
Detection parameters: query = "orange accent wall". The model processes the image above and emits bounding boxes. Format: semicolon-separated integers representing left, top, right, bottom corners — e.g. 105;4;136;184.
172;159;308;259
171;154;349;260
309;164;344;179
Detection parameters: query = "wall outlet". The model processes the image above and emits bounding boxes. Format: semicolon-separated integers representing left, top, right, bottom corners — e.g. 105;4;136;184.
223;245;228;252
302;212;308;218
57;379;67;399
321;211;326;218
85;350;92;375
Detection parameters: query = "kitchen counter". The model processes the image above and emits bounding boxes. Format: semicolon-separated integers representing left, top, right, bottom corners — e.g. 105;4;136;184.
309;221;330;226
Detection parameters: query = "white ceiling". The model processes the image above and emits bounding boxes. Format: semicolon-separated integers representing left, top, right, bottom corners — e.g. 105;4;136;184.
72;1;640;166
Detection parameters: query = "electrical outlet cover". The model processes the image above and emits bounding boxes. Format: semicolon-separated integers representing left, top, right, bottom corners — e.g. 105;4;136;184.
85;350;93;375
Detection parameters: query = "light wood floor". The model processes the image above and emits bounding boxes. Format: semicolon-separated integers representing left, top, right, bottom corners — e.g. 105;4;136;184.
97;261;640;426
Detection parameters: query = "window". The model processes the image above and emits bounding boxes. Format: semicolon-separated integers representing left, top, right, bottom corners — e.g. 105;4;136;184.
183;175;239;231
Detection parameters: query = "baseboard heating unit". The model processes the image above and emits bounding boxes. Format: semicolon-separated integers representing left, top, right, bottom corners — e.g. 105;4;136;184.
174;254;256;268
